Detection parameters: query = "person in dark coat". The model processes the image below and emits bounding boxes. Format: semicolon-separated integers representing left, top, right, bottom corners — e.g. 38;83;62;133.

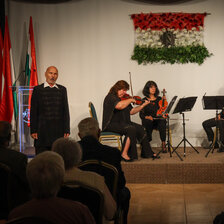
0;121;30;217
30;66;70;154
202;109;224;152
78;117;130;224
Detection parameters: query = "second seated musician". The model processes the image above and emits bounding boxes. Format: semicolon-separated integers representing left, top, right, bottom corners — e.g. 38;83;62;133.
102;80;159;162
139;81;167;153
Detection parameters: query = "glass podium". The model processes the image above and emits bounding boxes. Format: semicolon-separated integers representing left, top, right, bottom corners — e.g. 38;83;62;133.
17;86;35;157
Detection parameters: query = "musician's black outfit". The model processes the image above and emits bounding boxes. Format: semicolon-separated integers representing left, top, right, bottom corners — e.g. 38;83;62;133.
139;97;166;142
102;93;155;160
202;109;224;151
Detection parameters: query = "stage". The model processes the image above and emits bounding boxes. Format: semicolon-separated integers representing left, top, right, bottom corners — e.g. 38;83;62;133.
21;145;224;184
122;147;224;184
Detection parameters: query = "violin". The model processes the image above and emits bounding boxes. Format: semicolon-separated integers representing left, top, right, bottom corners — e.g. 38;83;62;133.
121;93;145;105
156;89;168;116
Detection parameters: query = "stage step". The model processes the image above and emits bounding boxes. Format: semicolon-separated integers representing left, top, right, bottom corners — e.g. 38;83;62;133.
122;147;224;184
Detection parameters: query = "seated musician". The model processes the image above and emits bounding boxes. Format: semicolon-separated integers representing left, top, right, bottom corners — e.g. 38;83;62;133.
202;109;224;152
139;81;167;153
102;80;159;161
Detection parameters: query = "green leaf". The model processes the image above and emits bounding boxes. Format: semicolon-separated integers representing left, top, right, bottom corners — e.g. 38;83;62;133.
131;45;212;65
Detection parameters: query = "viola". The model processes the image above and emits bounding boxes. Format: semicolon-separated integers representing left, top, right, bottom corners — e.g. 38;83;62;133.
121;94;145;105
157;89;168;116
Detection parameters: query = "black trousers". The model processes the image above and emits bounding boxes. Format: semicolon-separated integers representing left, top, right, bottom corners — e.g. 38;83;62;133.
106;122;154;159
142;119;166;142
35;146;51;155
202;118;224;143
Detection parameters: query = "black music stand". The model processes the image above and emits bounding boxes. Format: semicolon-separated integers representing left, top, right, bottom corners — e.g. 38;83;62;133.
153;96;183;161
172;97;199;159
202;96;224;157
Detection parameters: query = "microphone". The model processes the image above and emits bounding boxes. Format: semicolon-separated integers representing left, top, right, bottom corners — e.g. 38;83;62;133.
11;70;25;92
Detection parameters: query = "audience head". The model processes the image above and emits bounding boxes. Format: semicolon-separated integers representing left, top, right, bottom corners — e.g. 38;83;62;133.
52;137;82;170
27;151;65;199
78;117;100;140
0;121;12;147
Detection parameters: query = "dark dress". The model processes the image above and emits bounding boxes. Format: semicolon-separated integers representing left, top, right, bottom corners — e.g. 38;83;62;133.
140;96;166;142
30;83;70;153
102;93;154;159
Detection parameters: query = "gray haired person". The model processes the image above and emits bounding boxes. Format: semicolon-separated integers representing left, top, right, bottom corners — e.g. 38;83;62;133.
78;117;131;224
52;137;116;221
8;151;95;224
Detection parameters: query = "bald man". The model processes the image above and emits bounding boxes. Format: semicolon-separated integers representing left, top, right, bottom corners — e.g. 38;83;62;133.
30;66;70;154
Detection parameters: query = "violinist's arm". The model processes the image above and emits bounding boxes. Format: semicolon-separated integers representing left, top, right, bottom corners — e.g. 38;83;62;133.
115;98;136;110
130;100;150;115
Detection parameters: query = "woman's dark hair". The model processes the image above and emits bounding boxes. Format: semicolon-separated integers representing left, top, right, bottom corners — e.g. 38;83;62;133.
109;80;129;95
142;81;159;97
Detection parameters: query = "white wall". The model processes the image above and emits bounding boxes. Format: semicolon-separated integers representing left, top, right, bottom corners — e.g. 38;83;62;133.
7;0;224;146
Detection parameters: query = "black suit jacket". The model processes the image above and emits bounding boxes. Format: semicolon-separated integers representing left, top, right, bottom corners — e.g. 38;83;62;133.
79;136;126;190
0;147;30;211
30;83;70;148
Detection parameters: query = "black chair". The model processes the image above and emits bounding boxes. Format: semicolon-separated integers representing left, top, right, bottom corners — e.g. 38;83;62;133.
78;160;123;224
78;159;118;199
89;102;123;150
0;162;11;219
57;181;104;224
6;216;55;224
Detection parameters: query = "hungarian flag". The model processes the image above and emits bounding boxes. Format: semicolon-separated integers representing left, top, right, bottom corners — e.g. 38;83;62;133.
131;12;212;65
0;29;3;104
0;16;17;128
25;16;38;126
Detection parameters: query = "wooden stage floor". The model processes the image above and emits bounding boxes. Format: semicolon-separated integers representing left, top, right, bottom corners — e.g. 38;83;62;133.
121;147;224;184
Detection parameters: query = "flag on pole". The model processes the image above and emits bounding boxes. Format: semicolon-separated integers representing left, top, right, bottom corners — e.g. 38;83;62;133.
25;16;38;87
25;16;38;126
131;12;212;65
0;29;3;104
0;16;17;128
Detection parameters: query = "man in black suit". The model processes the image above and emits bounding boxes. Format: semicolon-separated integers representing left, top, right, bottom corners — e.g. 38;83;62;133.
78;117;130;224
202;109;224;152
0;121;30;217
30;66;70;154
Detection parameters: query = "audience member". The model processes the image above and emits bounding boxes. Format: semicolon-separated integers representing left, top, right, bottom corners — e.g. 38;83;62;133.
78;117;130;224
52;137;116;222
0;121;30;215
8;151;95;224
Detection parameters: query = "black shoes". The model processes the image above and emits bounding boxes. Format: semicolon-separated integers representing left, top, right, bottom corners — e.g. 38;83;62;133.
204;142;219;149
141;154;151;158
217;147;224;153
152;154;160;159
121;156;134;162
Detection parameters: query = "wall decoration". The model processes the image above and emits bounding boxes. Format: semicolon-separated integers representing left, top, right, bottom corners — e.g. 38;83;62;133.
130;12;212;65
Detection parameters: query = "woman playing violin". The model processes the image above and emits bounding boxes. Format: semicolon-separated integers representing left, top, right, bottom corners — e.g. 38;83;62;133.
102;80;159;161
139;81;167;153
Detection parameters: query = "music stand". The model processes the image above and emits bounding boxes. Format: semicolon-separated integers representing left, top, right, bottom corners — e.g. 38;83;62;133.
172;97;199;158
153;96;183;161
202;96;224;157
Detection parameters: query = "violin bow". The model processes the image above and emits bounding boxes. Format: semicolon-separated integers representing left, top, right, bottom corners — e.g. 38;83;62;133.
129;72;134;98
